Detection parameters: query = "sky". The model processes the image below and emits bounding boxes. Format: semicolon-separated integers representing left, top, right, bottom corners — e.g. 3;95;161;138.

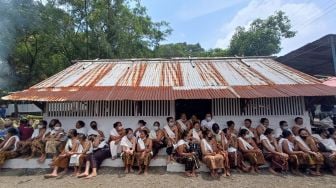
142;0;336;55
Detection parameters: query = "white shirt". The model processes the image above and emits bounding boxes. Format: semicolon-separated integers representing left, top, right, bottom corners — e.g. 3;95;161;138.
31;129;40;139
275;128;292;139
201;119;215;130
76;127;88;135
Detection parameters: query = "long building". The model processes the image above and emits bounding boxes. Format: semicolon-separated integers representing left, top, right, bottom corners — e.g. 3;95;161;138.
3;57;336;133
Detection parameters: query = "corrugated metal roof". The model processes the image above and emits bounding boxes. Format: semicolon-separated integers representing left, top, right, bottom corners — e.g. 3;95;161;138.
3;57;336;101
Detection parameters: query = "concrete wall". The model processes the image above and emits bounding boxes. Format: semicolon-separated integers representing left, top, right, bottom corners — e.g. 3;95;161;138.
44;111;310;136
213;111;311;130
44;115;169;135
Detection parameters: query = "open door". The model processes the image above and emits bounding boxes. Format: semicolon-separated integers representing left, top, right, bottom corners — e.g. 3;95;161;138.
175;99;212;120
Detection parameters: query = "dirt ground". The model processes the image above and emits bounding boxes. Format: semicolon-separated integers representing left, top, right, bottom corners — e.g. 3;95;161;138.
0;168;336;188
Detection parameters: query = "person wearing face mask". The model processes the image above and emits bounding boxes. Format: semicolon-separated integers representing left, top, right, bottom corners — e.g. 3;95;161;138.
134;120;150;138
88;121;105;139
149;122;166;158
163;117;179;163
26;120;48;159
201;129;225;178
177;113;192;134
45;129;80;178
18;119;34;142
135;130;153;175
120;128;136;174
295;128;324;176
275;121;291;139
313;128;336;175
201;113;215;131
189;122;202;160
212;124;230;176
174;131;200;177
260;128;289;175
109;122;125;160
42;121;66;162
238;129;265;174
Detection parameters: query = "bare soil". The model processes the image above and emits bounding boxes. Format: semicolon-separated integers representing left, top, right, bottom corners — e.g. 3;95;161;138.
0;168;335;188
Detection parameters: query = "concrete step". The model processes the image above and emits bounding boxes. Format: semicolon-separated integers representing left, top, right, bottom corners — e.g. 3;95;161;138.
101;156;167;167
2;156;168;169
166;162;270;173
2;158;52;169
167;161;210;172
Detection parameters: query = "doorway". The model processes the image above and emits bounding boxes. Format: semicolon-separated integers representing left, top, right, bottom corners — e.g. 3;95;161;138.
175;99;212;120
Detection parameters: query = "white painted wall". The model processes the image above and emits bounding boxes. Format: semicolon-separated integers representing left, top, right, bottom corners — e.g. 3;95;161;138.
213;111;311;130
44;115;169;136
44;111;311;136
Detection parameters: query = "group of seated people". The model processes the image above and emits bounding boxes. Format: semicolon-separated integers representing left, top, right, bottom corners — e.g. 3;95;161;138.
1;114;336;179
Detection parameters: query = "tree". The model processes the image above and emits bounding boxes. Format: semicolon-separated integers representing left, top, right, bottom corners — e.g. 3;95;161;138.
1;0;171;90
154;42;205;58
228;11;296;56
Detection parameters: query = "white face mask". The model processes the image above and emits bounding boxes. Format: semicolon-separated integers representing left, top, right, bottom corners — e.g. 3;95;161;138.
282;126;289;130
153;126;159;131
38;125;43;129
169;122;174;126
244;135;249;139
206;117;212;121
54;127;61;131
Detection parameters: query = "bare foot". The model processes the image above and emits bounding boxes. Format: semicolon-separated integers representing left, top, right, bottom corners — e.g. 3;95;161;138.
269;168;279;175
124;168;129;174
77;173;88;178
130;168;134;173
144;171;148;176
44;174;58;179
84;174;97;179
38;156;46;163
185;172;193;177
226;171;231;177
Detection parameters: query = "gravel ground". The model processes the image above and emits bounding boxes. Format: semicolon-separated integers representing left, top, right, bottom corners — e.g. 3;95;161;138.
0;168;336;188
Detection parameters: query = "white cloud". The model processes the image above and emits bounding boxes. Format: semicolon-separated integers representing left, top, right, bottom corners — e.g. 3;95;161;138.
214;0;333;55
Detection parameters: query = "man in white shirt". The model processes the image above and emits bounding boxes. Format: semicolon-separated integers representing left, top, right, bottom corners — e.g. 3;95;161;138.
201;113;216;130
275;121;292;139
76;120;88;136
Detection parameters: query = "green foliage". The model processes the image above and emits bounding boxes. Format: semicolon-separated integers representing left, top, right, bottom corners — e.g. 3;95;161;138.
0;2;295;92
1;0;171;90
154;42;205;58
229;11;296;56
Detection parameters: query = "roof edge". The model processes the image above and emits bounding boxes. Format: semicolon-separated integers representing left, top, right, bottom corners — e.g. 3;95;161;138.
71;56;276;63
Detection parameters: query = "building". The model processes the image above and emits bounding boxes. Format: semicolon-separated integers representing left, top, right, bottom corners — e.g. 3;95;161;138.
277;34;336;77
3;57;336;133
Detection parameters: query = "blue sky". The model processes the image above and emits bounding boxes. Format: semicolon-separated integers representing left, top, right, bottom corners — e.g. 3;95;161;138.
142;0;336;55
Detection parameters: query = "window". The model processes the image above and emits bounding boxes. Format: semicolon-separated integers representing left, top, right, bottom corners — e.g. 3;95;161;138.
46;100;172;117
212;97;304;116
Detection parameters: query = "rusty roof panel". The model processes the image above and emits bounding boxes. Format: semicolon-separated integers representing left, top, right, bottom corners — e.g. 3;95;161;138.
4;57;336;101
